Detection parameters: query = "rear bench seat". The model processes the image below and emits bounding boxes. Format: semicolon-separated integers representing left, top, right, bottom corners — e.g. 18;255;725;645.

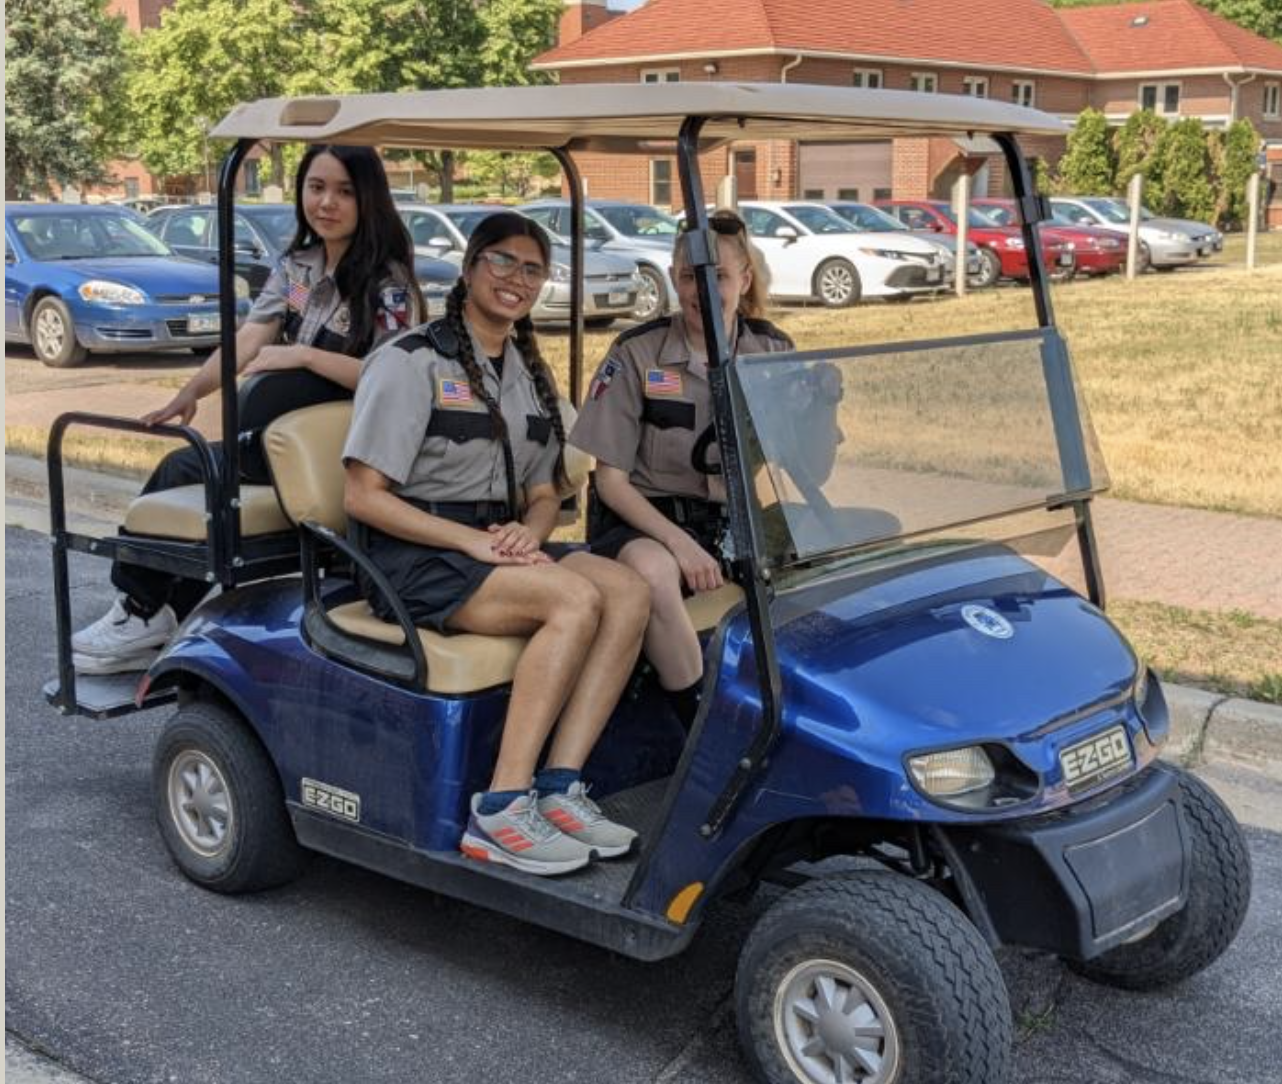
264;400;745;695
125;484;290;540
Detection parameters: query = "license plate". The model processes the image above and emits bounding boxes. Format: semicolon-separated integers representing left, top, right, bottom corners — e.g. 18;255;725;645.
926;266;942;283
1059;252;1073;266
607;291;628;306
1198;247;1211;257
1060;725;1133;794
187;313;220;333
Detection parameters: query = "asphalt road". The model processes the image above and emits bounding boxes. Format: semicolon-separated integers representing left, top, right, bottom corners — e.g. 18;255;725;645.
5;525;1281;1084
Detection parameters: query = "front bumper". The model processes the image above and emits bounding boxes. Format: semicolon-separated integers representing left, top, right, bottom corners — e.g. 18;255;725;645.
74;301;248;353
942;763;1189;960
534;276;639;322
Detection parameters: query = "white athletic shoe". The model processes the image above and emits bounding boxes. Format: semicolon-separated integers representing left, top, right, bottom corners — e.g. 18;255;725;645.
72;596;177;658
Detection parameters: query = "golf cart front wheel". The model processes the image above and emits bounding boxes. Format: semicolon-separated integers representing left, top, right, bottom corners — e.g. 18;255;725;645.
736;870;1011;1084
153;699;308;893
1069;768;1251;991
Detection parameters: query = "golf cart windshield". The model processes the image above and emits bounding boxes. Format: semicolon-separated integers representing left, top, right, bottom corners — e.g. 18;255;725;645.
734;330;1108;567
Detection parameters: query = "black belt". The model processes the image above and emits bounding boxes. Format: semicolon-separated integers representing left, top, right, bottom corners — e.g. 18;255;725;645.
648;495;726;528
406;498;513;523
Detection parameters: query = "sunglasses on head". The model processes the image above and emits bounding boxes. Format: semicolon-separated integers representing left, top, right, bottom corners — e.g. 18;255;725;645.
681;214;746;236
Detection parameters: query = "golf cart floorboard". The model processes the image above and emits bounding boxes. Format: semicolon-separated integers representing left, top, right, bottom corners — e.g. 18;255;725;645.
291;779;697;961
43;673;177;719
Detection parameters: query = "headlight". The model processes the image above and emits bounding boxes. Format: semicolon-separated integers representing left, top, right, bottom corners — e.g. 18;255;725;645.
908;746;996;797
234;275;251;300
550;262;571;284
1002;237;1025;250
78;280;145;305
857;247;911;261
1158;230;1185;241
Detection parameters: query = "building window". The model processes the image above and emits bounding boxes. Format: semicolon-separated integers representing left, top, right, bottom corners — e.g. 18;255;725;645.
803;188;824;199
124;177;140;199
244;160;262;196
641;68;680;84
852;68;883;90
837;187;860;200
873;187;892;201
650;159;673;207
1139;82;1180;115
963;76;989;98
910;72;938;94
1264;83;1280;118
1012;80;1036;108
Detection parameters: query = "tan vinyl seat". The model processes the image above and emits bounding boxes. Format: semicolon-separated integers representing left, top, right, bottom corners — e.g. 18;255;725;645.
124;483;290;541
262;400;743;693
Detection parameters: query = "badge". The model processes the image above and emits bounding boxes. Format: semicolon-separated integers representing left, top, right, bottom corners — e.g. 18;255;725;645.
645;368;683;397
329;302;351;335
589;357;619;400
379;285;410;331
437;378;474;406
961;604;1014;640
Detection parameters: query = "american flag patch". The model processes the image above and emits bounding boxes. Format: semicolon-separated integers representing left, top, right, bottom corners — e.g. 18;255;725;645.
645;369;683;397
286;277;310;313
379;286;410;331
438;378;473;405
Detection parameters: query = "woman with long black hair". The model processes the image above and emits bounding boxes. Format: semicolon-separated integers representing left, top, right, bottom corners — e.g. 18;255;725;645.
343;212;650;877
73;144;424;674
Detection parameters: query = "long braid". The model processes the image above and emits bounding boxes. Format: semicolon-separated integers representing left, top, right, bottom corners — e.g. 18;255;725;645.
513;314;569;492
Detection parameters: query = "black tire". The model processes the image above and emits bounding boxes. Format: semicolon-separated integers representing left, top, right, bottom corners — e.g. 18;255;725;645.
736;870;1011;1084
1153;264;1178;274
31;296;88;368
632;264;668;322
153;699;308;893
813;258;861;308
1070;769;1251;991
971;248;1002;289
1137;241;1153;273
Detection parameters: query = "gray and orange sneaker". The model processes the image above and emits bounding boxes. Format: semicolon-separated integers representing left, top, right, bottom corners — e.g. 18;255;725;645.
460;792;594;876
538;782;637;859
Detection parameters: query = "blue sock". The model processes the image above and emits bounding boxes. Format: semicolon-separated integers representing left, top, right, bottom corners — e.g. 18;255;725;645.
534;767;581;796
477;789;526;816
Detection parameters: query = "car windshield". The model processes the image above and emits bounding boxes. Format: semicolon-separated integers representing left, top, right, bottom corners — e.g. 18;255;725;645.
934;205;998;229
1080;199;1131;224
244;208;297;250
595;204;679;237
733;331;1108;566
784;205;858;234
443;208;500;238
10;212;172;260
974;204;1015;226
830;204;908;232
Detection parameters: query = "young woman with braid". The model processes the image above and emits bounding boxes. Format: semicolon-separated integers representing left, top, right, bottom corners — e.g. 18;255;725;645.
343;212;651;877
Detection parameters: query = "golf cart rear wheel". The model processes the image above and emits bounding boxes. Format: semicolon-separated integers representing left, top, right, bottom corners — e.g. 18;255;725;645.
1069;768;1251;991
736;870;1011;1084
814;259;861;308
153;699;307;893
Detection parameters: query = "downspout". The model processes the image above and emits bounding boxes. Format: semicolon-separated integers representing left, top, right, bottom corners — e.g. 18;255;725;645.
773;55;804;198
1223;71;1257;123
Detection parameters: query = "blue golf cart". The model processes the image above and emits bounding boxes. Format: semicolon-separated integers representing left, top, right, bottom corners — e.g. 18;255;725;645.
45;85;1250;1084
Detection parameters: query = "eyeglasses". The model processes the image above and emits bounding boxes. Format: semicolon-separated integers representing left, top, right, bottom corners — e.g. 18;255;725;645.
475;249;550;287
680;214;746;236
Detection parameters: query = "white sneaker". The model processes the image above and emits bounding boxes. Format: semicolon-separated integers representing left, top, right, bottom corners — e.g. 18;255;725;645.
73;649;159;676
72;596;177;658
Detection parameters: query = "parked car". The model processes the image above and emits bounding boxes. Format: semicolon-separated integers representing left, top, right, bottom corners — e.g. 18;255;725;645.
4;203;249;368
876;199;1075;287
972;198;1125;277
522;199;679;322
150;203;457;315
705;200;950;307
399;203;642;327
1050;197;1222;272
824;200;986;287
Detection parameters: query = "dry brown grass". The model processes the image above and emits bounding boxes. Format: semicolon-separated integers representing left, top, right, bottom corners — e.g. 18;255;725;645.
5;425;167;480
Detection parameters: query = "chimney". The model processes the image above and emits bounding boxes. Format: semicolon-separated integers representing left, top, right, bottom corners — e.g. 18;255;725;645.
559;0;620;47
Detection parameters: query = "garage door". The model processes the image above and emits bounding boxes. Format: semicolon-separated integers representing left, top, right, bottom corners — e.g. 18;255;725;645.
798;142;893;202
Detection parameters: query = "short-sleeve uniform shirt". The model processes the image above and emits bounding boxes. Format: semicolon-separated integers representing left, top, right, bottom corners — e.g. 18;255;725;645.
247;244;418;353
570;314;794;501
343;322;562;505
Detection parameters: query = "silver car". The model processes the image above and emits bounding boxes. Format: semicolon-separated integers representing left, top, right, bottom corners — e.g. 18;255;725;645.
825;201;986;288
1051;197;1222;271
523;200;678;322
399;203;641;327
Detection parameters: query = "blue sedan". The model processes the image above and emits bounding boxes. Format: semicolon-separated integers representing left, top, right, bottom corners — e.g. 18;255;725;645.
4;203;249;368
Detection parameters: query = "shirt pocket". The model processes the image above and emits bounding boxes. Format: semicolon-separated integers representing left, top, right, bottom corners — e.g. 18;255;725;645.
641;397;697;479
424;408;493;459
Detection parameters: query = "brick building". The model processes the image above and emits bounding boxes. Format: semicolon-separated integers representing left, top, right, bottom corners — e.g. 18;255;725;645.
535;0;1282;218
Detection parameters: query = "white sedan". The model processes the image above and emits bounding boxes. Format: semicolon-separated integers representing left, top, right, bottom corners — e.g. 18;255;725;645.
735;201;949;307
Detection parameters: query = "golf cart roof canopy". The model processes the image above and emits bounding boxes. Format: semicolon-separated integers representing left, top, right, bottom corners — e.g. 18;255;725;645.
210;83;1068;151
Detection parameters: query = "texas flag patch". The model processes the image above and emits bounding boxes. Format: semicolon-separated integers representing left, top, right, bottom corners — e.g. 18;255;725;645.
645;368;683;397
378;285;410;331
438;378;473;406
589;357;619;400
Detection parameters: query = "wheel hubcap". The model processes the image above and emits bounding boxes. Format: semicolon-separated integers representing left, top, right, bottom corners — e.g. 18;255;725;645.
774;959;901;1084
634;273;661;320
35;309;66;357
168;749;233;857
820;268;853;305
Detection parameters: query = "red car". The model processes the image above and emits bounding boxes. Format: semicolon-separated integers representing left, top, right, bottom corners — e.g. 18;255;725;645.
874;199;1075;287
973;198;1125;277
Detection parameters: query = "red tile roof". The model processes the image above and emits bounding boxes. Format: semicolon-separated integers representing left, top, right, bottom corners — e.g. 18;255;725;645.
1060;0;1282;73
536;0;1282;77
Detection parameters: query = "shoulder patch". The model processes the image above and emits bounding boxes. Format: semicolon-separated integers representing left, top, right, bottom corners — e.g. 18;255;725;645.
612;316;670;347
741;316;795;349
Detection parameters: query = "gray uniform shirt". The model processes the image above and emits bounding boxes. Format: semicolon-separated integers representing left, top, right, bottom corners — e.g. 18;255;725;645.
570;314;794;500
343;322;562;505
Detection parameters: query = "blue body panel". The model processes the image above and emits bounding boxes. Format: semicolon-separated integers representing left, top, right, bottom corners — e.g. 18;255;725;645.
155;546;1154;925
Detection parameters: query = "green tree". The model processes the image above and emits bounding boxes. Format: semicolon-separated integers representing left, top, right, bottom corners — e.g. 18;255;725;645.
1209;118;1262;227
4;0;130;199
478;0;563;87
1113;110;1167;199
1058;108;1116;195
129;0;308;188
1150;118;1216;221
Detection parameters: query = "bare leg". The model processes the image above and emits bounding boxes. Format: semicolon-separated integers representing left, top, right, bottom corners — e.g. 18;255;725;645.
616;538;703;690
447;564;602;792
542;552;650;770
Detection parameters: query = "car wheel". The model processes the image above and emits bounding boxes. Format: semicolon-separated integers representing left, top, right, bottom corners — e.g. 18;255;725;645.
1137;241;1153;273
736;870;1011;1084
972;248;1002;289
1069;769;1251;991
31;297;88;368
814;259;861;308
153;698;308;893
632;265;667;322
